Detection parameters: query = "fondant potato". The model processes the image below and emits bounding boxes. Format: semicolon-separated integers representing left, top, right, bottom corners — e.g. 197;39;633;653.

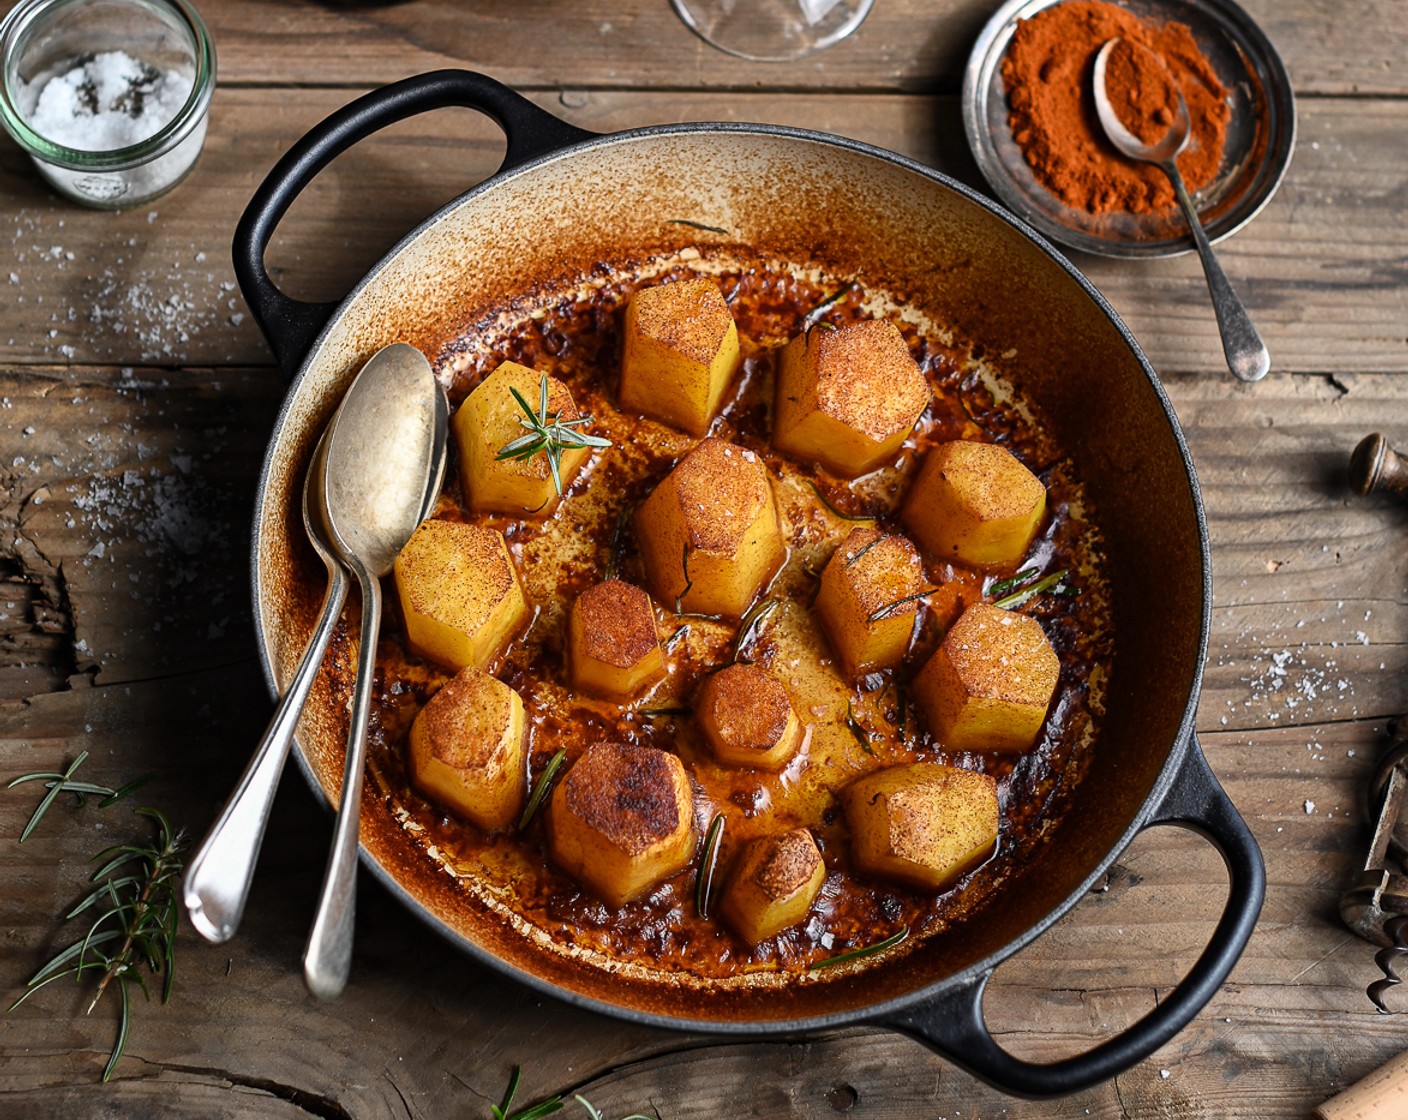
842;763;998;891
393;519;530;672
696;663;804;771
635;438;785;618
452;360;590;516
902;440;1046;567
568;579;665;700
773;319;929;477
621;278;741;435
815;526;926;680
913;602;1059;753
547;742;696;907
408;668;526;831
720;828;825;945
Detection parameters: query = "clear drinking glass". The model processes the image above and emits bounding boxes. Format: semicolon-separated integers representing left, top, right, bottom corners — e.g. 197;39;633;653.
0;0;215;208
671;0;875;62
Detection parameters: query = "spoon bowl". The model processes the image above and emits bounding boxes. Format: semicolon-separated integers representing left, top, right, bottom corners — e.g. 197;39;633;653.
303;341;447;1000
1093;37;1270;383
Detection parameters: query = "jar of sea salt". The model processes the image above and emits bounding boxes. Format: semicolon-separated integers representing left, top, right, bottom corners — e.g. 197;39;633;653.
0;0;214;208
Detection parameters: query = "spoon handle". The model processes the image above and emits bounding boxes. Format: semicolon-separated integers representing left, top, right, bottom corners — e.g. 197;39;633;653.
184;561;350;944
303;562;382;1000
1165;162;1271;383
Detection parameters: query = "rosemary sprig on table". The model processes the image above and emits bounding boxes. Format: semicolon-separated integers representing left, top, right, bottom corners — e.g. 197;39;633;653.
495;375;612;497
808;925;910;970
7;752;183;1082
992;568;1076;610
490;1066;655;1120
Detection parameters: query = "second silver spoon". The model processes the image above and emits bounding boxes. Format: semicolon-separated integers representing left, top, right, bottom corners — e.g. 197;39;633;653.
303;342;447;1000
1093;37;1270;383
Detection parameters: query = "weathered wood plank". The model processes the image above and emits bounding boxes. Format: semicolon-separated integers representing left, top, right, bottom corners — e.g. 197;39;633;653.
2;90;1404;377
181;0;1408;98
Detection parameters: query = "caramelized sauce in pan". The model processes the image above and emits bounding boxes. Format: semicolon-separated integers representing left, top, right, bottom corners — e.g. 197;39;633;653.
348;250;1113;984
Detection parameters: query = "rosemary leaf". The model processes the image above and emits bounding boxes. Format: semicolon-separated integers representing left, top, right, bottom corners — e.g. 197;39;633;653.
866;588;936;624
605;505;630;582
15;752;87;843
518;749;567;831
808;925;910;970
638;706;692;718
845;701;874;756
667;218;729;234
844;535;883;568
675;543;694;616
993;569;1072;610
808;481;876;523
696;813;725;920
987;566;1040;598
662;624;690;653
801;281;857;331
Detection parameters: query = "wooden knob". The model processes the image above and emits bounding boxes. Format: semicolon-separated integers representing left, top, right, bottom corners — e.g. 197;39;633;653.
1350;434;1408;497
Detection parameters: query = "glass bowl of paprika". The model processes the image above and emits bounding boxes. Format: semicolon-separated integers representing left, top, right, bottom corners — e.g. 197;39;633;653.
962;0;1294;258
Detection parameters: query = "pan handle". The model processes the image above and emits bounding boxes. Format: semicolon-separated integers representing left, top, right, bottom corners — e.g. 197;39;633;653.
879;736;1264;1098
232;70;596;378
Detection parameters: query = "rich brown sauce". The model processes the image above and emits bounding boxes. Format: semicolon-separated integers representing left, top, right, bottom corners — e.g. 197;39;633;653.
354;252;1113;981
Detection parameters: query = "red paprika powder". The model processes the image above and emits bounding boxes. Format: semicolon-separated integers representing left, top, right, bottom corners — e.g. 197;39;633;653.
1000;0;1231;215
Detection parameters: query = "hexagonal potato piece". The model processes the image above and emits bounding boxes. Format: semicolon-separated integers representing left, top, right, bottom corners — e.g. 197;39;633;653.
621;278;741;435
452;360;591;517
407;668;526;831
568;579;665;700
696;663;804;772
912;602;1059;753
547;741;696;908
773;319;929;478
393;519;531;672
636;438;785;618
814;526;926;681
720;828;826;945
842;763;999;891
901;440;1046;568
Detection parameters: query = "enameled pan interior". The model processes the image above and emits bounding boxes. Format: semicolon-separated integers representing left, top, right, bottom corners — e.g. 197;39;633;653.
252;127;1207;1028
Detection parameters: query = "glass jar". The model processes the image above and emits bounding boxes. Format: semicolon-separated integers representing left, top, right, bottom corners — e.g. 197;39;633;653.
0;0;215;208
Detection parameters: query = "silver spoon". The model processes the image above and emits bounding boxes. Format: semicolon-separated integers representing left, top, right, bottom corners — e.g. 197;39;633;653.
183;424;350;944
303;342;447;1000
1093;37;1271;383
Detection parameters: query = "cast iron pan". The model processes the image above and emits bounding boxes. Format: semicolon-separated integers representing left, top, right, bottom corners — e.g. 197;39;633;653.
232;71;1264;1099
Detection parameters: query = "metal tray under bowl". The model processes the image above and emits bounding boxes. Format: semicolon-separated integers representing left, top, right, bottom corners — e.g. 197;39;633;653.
963;0;1296;259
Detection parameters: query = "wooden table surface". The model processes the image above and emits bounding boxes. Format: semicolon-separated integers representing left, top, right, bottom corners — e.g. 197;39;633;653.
3;1;1407;1116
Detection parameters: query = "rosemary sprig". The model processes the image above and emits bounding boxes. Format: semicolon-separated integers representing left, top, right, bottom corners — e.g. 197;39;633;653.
8;755;183;1082
731;597;779;663
808;481;876;523
493;1065;564;1120
867;587;937;624
987;566;1040;598
993;569;1075;611
496;375;612;497
518;749;567;831
696;813;725;920
801;281;857;331
808;925;910;970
